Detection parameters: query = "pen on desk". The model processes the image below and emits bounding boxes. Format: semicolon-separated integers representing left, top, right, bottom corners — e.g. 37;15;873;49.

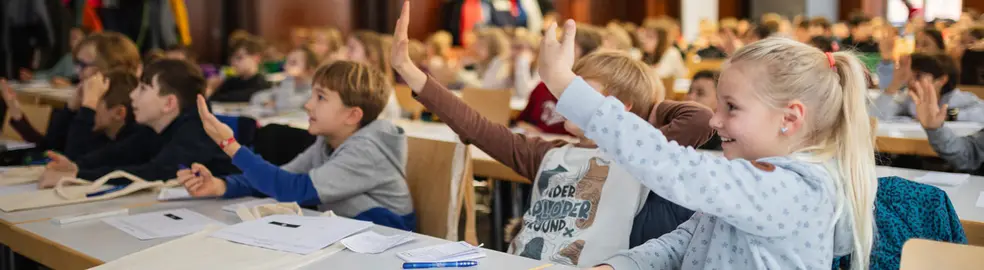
402;261;478;269
528;263;554;270
86;185;127;197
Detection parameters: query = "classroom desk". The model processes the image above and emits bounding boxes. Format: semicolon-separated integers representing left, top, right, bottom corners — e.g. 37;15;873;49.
10;196;561;270
875;121;983;157
11;197;258;269
298;221;566;270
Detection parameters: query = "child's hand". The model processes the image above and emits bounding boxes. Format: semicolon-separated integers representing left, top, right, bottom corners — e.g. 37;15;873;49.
50;77;72;88
878;27;897;60
1;79;24;120
205;77;223;97
177;163;226;197
18;69;33;82
886;55;911;94
909;75;947;129
390;0;427;92
196;95;239;156
39;151;79;189
81;72;110;109
537;20;578;98
67;85;84;111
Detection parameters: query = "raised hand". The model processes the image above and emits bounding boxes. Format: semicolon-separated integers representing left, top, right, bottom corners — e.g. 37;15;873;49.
909;75;947;129
1;79;24;120
885;55;911;94
196;95;238;156
39;151;79;189
537;20;578;98
81;72;110;109
390;0;427;92
878;25;897;61
177;163;226;197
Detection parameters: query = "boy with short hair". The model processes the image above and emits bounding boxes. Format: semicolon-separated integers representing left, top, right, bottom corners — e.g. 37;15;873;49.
210;37;272;102
389;2;713;266
177;60;416;231
65;70;155;158
39;59;239;187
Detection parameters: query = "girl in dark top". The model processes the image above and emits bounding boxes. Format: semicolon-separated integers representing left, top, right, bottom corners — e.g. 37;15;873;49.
210;37;272;102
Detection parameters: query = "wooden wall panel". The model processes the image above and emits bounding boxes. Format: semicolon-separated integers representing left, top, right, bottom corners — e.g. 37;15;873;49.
719;0;747;19
185;0;224;64
253;0;354;43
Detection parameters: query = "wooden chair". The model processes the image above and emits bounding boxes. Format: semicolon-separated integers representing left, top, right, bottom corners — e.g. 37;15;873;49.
2;103;53;141
685;59;725;79
959;84;984;99
900;239;984;270
405;137;478;245
461;88;512;126
393;84;425;120
961;220;984;247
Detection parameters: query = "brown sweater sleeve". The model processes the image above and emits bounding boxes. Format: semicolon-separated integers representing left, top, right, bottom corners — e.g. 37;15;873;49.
648;100;715;147
414;76;564;181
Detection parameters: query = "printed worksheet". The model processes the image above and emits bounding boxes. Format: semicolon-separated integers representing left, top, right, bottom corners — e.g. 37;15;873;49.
210;215;372;255
104;208;224;240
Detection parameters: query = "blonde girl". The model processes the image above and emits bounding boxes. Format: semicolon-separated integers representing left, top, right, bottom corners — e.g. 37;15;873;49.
458;27;513;90
511;27;541;98
345;31;402;120
538;20;875;270
425;31;454;69
309;27;344;63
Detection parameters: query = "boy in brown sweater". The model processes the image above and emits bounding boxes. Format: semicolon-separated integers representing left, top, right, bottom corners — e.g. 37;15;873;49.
390;1;713;266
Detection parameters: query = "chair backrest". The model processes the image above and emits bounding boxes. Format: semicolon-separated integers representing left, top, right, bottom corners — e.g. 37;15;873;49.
393;84;425;120
404;136;477;244
685;59;725;79
900;239;984;270
660;77;676;101
461;88;511;126
959;84;984;99
2;103;53;141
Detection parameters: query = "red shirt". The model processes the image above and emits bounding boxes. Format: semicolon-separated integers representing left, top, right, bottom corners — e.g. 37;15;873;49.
517;82;570;135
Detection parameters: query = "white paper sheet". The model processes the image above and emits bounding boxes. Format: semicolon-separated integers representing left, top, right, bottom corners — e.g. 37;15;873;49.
104;208;224;240
976;192;984;208
157;187;192;201
340;231;414;254
221;198;278;212
396;241;487;262
210;215;372;255
0;140;35;151
914;172;971;187
0;183;37;196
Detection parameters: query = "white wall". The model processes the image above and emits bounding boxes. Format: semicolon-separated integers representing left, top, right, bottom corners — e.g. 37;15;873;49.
681;0;718;42
805;0;838;21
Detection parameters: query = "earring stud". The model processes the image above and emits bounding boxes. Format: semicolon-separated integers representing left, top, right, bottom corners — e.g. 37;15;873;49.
780;127;789;133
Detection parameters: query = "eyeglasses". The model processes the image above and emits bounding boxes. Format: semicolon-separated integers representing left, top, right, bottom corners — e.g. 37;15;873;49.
74;58;94;69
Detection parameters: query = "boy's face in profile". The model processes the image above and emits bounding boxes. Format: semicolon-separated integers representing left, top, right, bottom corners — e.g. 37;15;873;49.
230;48;258;75
130;75;169;125
304;84;359;136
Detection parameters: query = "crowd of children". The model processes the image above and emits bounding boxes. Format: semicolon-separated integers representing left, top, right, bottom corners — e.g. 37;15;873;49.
4;0;984;269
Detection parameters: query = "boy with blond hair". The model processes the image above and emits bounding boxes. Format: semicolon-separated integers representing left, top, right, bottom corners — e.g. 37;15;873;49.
389;1;713;266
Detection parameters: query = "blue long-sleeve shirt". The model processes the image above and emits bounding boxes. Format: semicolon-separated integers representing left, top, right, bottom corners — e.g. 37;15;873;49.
222;147;321;206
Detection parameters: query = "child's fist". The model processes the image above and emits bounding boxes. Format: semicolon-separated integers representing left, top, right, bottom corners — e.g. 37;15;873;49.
177;163;226;197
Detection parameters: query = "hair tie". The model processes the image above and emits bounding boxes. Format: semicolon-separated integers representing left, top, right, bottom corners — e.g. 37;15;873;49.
824;52;835;68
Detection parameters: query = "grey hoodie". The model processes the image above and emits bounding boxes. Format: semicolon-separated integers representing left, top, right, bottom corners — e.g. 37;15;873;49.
870;88;984;123
281;119;414;218
926;127;984;172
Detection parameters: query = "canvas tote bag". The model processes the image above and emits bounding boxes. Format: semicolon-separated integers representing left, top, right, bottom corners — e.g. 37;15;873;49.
0;165;44;186
0;170;178;212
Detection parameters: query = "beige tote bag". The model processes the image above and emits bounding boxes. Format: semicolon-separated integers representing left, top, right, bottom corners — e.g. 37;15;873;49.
0;170;178;212
92;225;346;270
0;166;44;186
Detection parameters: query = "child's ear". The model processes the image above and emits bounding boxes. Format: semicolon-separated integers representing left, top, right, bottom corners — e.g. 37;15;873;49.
346;107;365;126
111;105;128;121
624;104;633;112
165;94;181;113
933;75;949;90
781;100;806;135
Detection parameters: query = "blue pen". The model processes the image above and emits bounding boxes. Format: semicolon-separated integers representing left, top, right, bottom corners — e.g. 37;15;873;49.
179;164;200;177
402;261;478;269
86;185;128;197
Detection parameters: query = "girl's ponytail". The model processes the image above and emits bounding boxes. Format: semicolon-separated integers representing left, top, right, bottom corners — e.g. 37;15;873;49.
831;51;877;270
